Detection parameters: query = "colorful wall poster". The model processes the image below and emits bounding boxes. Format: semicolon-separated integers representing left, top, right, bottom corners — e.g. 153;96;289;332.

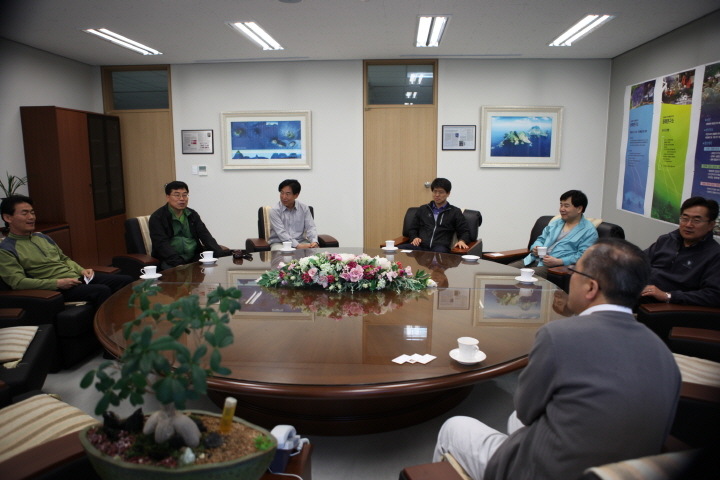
691;61;720;210
621;80;655;214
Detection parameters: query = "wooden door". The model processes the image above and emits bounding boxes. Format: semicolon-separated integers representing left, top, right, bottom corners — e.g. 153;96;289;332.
363;60;437;249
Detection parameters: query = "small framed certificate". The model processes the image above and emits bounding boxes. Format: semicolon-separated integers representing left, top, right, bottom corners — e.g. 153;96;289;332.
181;130;214;154
442;125;476;151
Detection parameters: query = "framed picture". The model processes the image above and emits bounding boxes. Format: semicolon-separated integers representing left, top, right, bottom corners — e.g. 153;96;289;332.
181;130;214;154
221;110;311;170
438;288;471;310
480;106;563;168
472;275;553;327
226;270;313;321
442;125;476;150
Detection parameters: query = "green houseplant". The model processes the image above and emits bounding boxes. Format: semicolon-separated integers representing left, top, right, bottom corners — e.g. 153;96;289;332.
79;280;277;479
0;172;28;198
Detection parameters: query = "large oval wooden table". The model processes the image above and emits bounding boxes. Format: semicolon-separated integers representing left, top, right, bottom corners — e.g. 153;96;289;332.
95;248;567;435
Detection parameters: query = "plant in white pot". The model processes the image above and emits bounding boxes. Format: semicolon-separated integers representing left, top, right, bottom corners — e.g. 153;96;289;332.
79;280;276;479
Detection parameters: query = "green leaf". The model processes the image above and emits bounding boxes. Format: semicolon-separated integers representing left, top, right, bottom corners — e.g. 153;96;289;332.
96;394;111;416
192;344;208;363
210;348;222;371
80;370;96;389
190;365;208;394
154;377;173;404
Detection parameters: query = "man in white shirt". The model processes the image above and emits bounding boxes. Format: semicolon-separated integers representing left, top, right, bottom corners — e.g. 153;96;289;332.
434;238;681;480
268;179;319;250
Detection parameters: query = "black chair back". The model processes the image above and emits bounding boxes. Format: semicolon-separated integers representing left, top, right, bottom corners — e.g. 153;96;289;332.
124;218;147;255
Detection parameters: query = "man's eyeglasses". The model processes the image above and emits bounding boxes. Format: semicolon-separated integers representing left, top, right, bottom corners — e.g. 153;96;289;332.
678;215;709;226
170;194;189;199
567;266;600;289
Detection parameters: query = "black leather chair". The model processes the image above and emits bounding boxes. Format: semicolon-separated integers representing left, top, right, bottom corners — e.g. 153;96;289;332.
385;207;483;256
111;216;160;279
0;309;55;408
245;206;340;252
483;215;625;291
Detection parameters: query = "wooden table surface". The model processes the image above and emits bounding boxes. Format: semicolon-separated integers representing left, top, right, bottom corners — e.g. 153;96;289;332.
95;248;566;434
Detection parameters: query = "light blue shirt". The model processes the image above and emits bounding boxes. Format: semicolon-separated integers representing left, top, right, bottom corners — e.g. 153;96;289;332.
268;200;318;247
524;215;598;267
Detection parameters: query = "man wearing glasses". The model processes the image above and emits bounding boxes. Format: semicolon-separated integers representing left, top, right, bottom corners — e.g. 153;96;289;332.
149;181;234;269
641;197;720;307
434;238;680;480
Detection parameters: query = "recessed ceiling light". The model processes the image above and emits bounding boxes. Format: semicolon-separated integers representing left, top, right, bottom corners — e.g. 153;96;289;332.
83;28;162;55
549;15;615;46
279;0;302;3
416;15;450;47
228;22;284;50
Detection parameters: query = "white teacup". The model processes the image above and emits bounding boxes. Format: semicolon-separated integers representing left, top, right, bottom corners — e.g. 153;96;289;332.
282;241;292;250
141;266;157;277
200;251;215;261
537;246;548;257
201;266;215;274
457;337;480;362
520;268;535;281
519;287;533;297
385;240;395;249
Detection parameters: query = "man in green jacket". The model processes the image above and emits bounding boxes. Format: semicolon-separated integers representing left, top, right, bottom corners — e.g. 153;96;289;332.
0;195;132;307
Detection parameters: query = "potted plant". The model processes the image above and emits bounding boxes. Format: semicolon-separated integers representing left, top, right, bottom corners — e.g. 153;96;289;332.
79;280;277;479
0;171;28;198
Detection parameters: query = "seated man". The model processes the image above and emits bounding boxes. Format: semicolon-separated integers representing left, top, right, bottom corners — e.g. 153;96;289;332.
149;181;234;270
0;195;132;307
509;189;598;279
641;196;720;307
268;179;319;250
398;178;470;253
434;238;681;480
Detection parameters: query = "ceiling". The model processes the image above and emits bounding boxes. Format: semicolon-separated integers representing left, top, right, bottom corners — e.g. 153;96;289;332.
1;0;718;67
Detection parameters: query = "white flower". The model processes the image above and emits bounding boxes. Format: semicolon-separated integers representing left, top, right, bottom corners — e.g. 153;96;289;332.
376;257;391;269
427;279;437;287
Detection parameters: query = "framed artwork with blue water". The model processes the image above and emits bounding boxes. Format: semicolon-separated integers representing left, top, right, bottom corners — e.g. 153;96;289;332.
480;106;563;168
221;110;312;169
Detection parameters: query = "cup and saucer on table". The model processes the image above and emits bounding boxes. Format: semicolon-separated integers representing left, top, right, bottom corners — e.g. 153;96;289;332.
139;266;161;280
461;255;480;262
200;251;217;264
383;240;398;253
515;267;538;284
280;241;296;253
450;336;487;365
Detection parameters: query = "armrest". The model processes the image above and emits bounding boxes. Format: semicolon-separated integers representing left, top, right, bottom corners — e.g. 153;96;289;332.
246;237;270;253
482;248;528;262
92;266;120;274
671;327;720;345
0;308;25;328
318;234;339;248
0;290;64;327
640;304;720;315
680;381;720;404
451;239;482;257
547;265;573;276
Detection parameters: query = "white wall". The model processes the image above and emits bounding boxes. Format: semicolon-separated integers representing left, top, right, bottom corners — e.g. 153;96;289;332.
602;10;720;249
0;39;102;193
170;61;364;248
438;59;611;251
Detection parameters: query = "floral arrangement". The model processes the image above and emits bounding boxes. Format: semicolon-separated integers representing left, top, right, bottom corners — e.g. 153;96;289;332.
257;252;434;293
261;287;428;320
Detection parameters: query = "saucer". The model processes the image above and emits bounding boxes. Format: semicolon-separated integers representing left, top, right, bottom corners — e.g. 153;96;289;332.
200;259;217;264
281;248;296;253
383;246;398;252
514;276;538;284
450;348;486;365
461;255;480;261
139;273;162;280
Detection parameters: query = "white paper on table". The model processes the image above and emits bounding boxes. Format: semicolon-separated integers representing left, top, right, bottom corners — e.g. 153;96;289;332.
417;354;436;364
392;354;411;364
401;250;413;253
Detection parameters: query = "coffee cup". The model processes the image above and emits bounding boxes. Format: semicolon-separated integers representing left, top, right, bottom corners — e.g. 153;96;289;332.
457;337;480;362
282;241;292;250
385;240;395;249
141;266;157;277
201;266;215;274
537;246;548;257
520;268;534;281
200;251;215;261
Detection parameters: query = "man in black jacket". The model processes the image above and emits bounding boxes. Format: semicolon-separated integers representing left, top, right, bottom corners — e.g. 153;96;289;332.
398;178;470;253
149;181;235;269
641;196;720;307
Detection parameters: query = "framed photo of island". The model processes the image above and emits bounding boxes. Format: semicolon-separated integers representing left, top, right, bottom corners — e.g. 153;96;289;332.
472;275;554;327
480;106;563;168
221;110;311;170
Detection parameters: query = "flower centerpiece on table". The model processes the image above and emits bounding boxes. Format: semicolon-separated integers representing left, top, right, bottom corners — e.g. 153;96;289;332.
257;252;435;292
261;287;428;320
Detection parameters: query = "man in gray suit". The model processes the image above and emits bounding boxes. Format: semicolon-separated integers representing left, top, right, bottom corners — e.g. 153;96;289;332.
434;238;681;480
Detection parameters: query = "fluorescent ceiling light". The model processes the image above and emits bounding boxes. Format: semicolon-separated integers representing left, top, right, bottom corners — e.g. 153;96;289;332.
229;22;284;50
549;14;615;46
83;28;162;55
416;15;449;47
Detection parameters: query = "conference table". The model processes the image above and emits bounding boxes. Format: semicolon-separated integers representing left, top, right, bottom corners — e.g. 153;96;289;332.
95;248;570;435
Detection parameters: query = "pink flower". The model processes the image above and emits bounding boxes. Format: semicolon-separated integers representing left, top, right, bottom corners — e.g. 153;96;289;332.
405;266;413;276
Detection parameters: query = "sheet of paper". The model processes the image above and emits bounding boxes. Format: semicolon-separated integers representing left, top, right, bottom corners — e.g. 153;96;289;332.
392;354;411;364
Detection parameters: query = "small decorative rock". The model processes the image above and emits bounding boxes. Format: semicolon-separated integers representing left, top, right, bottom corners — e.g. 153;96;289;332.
179;448;196;466
204;432;224;449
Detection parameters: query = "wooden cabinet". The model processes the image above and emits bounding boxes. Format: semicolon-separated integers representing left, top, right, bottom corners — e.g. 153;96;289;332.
20;106;127;267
